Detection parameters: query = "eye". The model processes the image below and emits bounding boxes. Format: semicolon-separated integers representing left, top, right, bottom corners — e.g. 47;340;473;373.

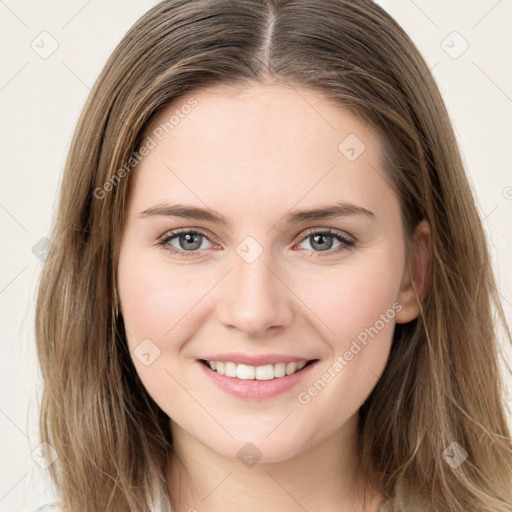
295;228;355;256
156;227;355;259
157;229;218;258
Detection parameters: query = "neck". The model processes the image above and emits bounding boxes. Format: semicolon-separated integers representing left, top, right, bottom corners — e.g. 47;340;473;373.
166;413;385;512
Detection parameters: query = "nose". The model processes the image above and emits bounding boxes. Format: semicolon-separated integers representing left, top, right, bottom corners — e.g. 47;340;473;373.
217;250;294;338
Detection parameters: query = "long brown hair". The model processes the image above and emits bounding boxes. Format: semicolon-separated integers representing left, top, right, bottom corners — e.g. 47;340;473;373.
35;1;512;510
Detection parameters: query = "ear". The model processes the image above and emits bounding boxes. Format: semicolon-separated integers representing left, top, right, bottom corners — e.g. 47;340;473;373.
395;219;431;324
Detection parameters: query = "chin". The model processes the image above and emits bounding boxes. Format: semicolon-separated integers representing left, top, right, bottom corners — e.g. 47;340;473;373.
201;426;314;465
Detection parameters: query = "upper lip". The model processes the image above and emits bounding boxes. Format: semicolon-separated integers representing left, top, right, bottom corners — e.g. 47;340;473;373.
199;353;317;366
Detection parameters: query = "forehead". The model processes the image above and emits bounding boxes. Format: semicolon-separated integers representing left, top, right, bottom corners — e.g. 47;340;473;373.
147;81;378;157
128;82;394;221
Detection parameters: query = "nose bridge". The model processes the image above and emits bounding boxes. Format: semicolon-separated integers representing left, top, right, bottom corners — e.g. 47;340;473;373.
218;239;293;335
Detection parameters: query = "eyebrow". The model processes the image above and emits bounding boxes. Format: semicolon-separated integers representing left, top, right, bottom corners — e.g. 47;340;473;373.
138;201;375;226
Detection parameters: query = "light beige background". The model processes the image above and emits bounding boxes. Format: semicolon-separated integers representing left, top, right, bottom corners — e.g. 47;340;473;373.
0;1;510;510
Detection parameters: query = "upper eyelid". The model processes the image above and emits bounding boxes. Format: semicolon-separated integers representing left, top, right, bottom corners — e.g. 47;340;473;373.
161;227;219;245
298;227;355;242
161;227;355;247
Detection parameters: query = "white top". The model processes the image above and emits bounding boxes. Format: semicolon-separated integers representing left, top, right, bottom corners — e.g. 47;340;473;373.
379;500;425;511
32;498;426;511
30;502;174;512
30;504;60;511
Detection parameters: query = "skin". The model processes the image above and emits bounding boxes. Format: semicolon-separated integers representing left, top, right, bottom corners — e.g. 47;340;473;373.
117;81;430;512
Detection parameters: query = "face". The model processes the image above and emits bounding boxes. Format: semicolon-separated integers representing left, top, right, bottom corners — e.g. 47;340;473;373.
117;82;421;463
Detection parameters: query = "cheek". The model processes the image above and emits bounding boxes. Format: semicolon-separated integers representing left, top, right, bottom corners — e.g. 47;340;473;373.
292;255;404;431
296;255;404;347
117;244;233;422
118;245;205;346
116;246;199;405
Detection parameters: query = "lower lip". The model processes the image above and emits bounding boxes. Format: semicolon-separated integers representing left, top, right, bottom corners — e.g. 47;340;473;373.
195;360;319;400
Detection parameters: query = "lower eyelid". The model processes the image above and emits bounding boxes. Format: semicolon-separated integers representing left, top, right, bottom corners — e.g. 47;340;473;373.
297;231;354;246
158;230;354;256
295;238;353;256
165;232;217;250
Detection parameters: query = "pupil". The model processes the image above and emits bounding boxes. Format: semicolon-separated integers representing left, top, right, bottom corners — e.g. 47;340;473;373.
311;234;333;251
177;233;335;252
180;233;201;250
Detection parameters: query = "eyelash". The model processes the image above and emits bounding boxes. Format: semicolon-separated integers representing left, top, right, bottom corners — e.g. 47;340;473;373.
156;228;356;259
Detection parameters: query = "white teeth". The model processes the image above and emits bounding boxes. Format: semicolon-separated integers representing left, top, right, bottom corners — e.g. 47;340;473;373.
225;361;237;377
236;364;255;380
255;364;274;381
274;363;286;378
207;360;310;380
285;362;297;375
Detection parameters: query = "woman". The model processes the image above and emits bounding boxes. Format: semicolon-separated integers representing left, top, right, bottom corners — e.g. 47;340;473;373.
34;1;512;511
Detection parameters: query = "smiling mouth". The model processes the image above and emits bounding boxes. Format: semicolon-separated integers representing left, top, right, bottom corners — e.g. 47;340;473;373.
199;359;318;380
